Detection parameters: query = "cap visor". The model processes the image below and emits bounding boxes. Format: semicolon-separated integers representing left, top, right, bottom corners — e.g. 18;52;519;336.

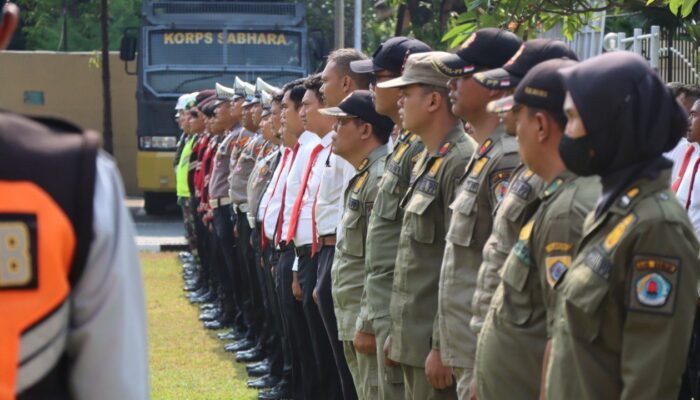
474;68;518;89
431;54;477;78
318;107;353;117
350;59;379;74
376;76;422;89
487;95;516;114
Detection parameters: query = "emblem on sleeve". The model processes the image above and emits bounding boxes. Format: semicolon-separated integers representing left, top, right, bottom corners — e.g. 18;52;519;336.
629;255;679;314
545;256;570;288
490;170;511;204
636;273;671;307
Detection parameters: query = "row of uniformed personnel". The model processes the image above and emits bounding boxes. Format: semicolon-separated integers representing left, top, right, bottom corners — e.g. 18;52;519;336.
174;28;700;400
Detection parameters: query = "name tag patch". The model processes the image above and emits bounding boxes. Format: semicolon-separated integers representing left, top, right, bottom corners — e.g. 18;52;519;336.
417;178;438;195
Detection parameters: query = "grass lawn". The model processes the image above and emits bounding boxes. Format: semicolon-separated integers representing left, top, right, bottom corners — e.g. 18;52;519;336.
142;252;257;400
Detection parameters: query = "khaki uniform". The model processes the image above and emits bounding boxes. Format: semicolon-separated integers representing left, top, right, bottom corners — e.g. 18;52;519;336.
475;172;600;399
332;145;389;400
360;130;424;400
389;124;476;400
545;168;700;400
435;125;519;394
469;164;545;334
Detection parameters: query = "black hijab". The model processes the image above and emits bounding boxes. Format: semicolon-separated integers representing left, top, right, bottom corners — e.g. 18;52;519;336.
558;51;687;177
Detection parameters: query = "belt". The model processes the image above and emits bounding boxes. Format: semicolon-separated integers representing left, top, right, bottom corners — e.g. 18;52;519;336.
232;203;250;213
209;197;232;208
278;240;292;252
317;235;337;247
294;244;312;258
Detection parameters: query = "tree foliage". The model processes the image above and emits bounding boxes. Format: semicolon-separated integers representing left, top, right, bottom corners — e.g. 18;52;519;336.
15;0;140;51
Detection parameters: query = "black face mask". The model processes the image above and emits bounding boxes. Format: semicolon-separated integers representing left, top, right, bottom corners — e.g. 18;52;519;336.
558;134;609;176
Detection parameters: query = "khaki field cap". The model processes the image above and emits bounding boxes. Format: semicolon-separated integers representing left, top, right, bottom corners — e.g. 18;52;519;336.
376;51;452;89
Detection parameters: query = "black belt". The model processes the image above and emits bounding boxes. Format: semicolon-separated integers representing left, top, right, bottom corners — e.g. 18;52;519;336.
294;244;312;258
278;240;292;252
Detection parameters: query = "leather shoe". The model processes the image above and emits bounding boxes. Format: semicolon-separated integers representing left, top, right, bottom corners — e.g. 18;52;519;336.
203;319;229;330
247;374;280;389
246;359;270;371
219;330;245;341
236;347;265;363
247;363;271;377
199;309;221;322
225;339;255;352
258;383;291;400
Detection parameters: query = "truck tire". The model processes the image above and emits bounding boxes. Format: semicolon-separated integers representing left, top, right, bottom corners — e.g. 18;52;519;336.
143;192;176;215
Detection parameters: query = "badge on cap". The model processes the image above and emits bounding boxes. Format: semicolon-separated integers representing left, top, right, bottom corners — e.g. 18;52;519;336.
636;272;671;307
546;256;570;288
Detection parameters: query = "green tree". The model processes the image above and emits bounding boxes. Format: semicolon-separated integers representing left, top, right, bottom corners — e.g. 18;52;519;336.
17;0;140;51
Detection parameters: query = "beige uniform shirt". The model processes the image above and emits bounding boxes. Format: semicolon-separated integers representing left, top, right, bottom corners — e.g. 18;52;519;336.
470;164;546;335
331;145;388;340
436;125;519;372
357;131;424;332
475;172;600;399
389;124;476;367
545;168;700;400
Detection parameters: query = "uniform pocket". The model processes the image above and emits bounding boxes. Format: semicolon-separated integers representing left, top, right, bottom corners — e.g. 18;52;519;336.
498;255;533;325
341;211;364;257
445;191;478;247
405;191;435;244
558;259;610;341
503;196;528;222
375;173;400;221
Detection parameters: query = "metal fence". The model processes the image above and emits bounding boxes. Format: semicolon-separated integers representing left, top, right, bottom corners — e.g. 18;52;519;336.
567;23;699;84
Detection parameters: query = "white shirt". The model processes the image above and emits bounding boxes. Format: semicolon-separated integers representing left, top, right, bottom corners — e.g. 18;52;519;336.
262;147;293;240
674;141;700;238
314;131;356;240
666;137;689;182
256;147;284;222
280;131;321;243
67;152;148;399
289;131;333;246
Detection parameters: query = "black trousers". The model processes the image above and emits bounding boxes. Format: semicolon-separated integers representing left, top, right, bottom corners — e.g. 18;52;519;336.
212;206;245;329
262;243;291;382
276;247;314;400
235;209;264;341
297;250;342;400
315;245;358;400
191;197;212;294
251;225;280;358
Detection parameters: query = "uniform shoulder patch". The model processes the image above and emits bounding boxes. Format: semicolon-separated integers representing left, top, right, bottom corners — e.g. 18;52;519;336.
428;158;444;178
628;255;679;315
353;171;369;193
545;255;571;288
470;157;489;178
618;187;640;208
519;220;534;241
603;213;638;253
417;177;438;195
478;139;493;156
393;142;410;162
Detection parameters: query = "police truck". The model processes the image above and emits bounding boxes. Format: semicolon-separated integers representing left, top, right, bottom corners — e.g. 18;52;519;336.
121;0;312;213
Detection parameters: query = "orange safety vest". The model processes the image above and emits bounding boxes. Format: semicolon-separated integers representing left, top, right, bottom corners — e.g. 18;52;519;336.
0;112;97;400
